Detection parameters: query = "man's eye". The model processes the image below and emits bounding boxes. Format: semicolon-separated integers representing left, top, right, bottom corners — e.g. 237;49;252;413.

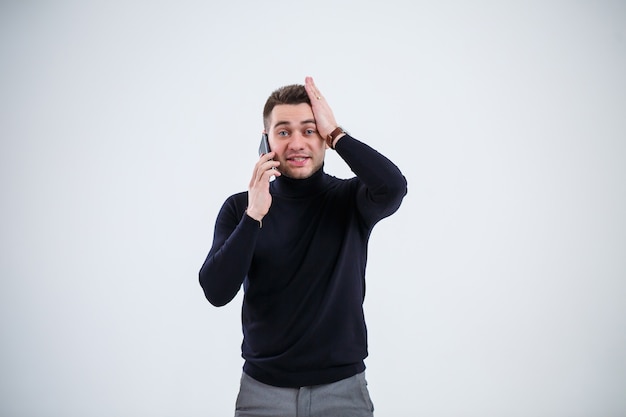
305;129;316;135
278;131;289;137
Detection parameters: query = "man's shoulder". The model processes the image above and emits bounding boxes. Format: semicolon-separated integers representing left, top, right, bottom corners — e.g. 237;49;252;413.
324;173;359;191
218;191;248;213
226;190;248;201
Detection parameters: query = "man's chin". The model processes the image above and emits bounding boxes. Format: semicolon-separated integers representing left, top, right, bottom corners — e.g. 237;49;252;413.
282;170;312;180
280;162;323;180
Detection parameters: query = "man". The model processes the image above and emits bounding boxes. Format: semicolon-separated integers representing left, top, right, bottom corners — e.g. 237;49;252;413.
199;76;407;417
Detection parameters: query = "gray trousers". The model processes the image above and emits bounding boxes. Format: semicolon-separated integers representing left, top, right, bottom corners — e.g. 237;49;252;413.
234;371;375;417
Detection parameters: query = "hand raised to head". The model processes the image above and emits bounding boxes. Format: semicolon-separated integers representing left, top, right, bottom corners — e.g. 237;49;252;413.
304;76;341;141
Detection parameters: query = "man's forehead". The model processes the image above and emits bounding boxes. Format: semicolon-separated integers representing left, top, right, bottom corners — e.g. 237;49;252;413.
270;104;315;128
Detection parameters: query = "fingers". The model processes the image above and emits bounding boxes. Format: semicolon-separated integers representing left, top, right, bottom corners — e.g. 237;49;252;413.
304;76;338;138
247;153;280;221
305;76;322;101
250;152;280;186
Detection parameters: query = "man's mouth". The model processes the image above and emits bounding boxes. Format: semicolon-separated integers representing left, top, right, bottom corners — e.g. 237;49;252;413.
286;155;310;166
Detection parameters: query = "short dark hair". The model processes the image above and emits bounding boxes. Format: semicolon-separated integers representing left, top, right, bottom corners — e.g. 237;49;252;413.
263;84;311;131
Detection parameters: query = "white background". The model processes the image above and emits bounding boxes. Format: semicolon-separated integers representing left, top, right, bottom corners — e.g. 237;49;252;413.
1;1;625;416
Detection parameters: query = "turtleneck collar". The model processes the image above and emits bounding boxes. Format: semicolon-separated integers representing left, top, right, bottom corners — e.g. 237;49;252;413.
271;165;330;198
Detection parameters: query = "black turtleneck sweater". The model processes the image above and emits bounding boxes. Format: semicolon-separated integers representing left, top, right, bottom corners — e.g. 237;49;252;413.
199;135;407;388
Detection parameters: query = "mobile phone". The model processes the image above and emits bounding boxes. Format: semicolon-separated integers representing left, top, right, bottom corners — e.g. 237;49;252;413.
258;133;276;181
258;133;270;156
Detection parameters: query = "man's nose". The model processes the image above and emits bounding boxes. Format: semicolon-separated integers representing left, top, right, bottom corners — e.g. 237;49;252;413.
288;132;306;149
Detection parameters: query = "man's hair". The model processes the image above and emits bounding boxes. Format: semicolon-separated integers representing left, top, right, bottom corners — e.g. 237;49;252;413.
263;84;311;131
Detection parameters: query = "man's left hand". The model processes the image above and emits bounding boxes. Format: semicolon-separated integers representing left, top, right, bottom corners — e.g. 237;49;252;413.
304;76;344;145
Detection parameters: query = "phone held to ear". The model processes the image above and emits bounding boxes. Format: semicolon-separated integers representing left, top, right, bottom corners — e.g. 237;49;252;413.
259;133;270;156
258;133;276;182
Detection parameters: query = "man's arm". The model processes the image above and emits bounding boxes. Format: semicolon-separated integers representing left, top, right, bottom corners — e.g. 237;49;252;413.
199;152;280;306
336;134;408;225
304;77;407;224
199;200;259;306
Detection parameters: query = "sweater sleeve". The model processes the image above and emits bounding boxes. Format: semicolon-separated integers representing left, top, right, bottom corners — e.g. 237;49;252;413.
199;197;260;307
334;135;408;225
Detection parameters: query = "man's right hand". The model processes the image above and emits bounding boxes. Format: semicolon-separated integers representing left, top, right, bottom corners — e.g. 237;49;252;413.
246;152;281;222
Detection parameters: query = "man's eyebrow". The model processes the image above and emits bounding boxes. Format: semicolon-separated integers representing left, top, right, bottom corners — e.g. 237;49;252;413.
273;119;317;129
273;121;290;129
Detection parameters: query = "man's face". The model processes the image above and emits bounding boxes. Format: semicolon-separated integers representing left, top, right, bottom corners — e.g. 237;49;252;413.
267;103;326;179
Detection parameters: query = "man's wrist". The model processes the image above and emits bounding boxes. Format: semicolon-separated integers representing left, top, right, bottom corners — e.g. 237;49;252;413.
331;132;346;148
326;126;347;149
245;209;263;228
